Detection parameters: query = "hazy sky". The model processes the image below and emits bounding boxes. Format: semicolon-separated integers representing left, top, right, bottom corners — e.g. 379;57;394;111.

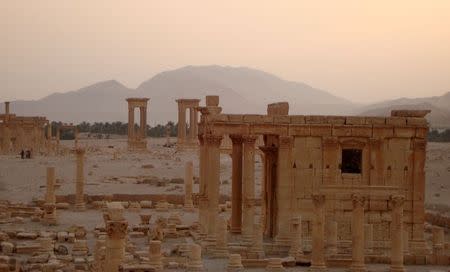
2;1;450;103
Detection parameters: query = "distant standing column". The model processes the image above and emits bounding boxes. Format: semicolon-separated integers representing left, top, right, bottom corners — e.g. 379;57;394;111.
177;105;186;144
198;135;208;234
128;106;134;140
390;195;405;272
205;134;222;242
75;148;86;210
105;202;128;272
188;107;196;142
230;134;243;234
184;161;194;211
140;107;147;139
56;129;60;154
350;194;366;272
310;194;327;271
242;135;257;243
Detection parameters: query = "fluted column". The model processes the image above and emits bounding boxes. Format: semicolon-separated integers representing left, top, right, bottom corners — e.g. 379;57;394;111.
390;195;405;272
242;135;256;243
310;194;327;271
105;204;128;272
205;134;222;241
75;148;86;210
230;134;243;233
275;136;293;245
351;194;366;272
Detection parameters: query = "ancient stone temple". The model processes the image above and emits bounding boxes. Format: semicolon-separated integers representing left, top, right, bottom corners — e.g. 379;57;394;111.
0;101;49;154
126;98;149;150
197;95;431;267
176;99;200;149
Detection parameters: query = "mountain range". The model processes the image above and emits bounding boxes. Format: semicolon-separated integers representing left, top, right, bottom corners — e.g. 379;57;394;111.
1;65;449;128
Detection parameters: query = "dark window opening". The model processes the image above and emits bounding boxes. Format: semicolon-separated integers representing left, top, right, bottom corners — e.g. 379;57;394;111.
341;149;362;174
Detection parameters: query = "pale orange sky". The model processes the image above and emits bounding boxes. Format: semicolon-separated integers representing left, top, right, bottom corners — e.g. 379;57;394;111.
2;1;450;103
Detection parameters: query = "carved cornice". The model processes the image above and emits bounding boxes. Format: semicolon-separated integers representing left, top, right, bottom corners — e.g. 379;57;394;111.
340;138;367;149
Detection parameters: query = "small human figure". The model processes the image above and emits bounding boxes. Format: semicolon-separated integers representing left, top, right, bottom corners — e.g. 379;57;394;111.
20;149;25;159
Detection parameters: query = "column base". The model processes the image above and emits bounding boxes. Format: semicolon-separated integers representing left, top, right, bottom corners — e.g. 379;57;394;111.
349;263;367;272
308;264;328;272
211;248;229;258
389;265;405;272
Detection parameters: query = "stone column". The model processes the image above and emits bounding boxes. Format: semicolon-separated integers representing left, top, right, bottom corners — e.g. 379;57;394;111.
242;135;256;243
327;221;338;255
177;104;186;144
75;148;86;210
188;107;196;142
187;243;204;271
140;107;147;139
410;138;428;254
193;107;199;141
310;194;327;271
364;224;373;254
149;240;163;270
390;195;405;272
43;166;57;225
4;101;10;115
47;123;52;140
213;216;229;258
227;254;244;271
205;134;222;241
198;135;208;234
56;128;60;154
432;226;444;255
250;222;265;259
128;106;134;141
105;202;128;272
74;127;79;148
230;134;243;233
184;161;194;211
275;136;293;246
350;194;366;272
289;216;304;260
93;235;106;272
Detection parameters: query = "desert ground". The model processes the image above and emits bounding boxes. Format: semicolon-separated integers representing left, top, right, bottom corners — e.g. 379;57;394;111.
0;137;449;271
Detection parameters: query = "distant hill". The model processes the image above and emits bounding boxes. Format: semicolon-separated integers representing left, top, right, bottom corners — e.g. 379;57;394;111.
0;65;356;124
358;92;450;128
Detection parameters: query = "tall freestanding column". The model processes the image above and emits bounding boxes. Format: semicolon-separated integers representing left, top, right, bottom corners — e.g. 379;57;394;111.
310;194;327;271
205;134;222;241
75;148;86;210
275;136;293;246
242;135;256;243
230;134;243;234
105;202;128;272
184;161;194;211
128;106;134;140
390;195;405;272
43;166;57;225
177;104;186;144
126;98;149;150
198;135;208;235
350;194;367;272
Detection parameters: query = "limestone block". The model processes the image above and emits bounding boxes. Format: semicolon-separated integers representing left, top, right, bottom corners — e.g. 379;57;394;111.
332;125;352;136
386;117;406;126
310;124;331;136
326;116;346;124
345;116;366;125
243;114;264;123
273;115;290;124
305;115;327;124
206;95;219;106
415;127;428;138
289;125;310;136
369;200;388;211
365;117;386;125
372;125;394;138
0;242;14;255
394;127;416;138
351;125;373;137
228;114;244;122
406;117;428;126
290;115;305;124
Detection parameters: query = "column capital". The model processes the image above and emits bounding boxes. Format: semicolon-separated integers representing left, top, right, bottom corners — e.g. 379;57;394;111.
279;136;293;148
311;194;326;207
390;195;405;208
352;194;366;208
106;220;128;239
412;139;426;151
242;134;257;144
205;134;223;146
229;134;244;144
